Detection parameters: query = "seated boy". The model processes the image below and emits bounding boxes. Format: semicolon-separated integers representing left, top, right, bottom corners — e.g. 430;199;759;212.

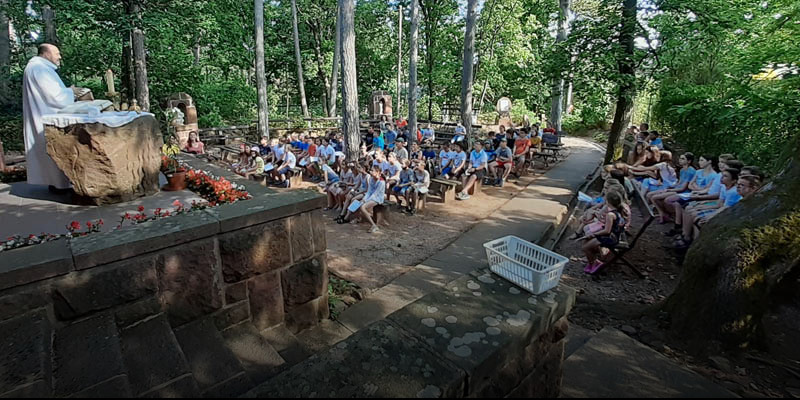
456;141;488;201
383;153;403;198
438;143;453;177
392;159;415;209
448;144;468;180
512;130;531;177
408;160;431;215
273;144;297;188
488;138;513;187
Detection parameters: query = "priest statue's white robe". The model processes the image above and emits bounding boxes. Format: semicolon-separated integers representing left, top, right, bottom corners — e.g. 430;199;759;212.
22;56;74;189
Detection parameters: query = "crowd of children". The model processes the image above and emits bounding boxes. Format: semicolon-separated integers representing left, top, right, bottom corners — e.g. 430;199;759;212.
573;123;765;274
225;119;552;232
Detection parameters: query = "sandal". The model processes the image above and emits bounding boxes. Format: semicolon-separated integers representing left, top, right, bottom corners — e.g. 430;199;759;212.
584;261;605;274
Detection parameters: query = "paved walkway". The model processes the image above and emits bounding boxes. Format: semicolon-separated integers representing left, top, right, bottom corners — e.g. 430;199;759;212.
334;137;604;333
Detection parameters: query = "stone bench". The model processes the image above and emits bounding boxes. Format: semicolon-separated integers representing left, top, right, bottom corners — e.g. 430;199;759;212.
430;178;459;204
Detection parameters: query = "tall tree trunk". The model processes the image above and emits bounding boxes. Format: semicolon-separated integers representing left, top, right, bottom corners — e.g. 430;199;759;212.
339;0;359;160
192;34;201;66
549;0;571;133
565;79;573;113
130;0;150;111
460;0;479;141
121;31;134;104
407;0;419;145
603;0;636;164
291;0;309;118
309;22;331;117
396;5;403;117
0;0;10;106
664;137;800;352
476;24;501;114
328;4;341;117
42;5;57;45
421;0;435;121
255;0;270;138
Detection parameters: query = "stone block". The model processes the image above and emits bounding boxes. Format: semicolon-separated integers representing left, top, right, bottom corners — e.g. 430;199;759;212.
157;238;223;327
173;319;244;391
247;272;284;331
70;210;220;270
385;272;575;397
284;295;329;334
224;282;247;305
0;282;51;322
53;314;124;397
289;213;314;262
213;190;325;233
245;320;465;398
0;312;51;396
258;324;309;366
222;323;285;384
281;255;327;307
0;380;51;398
52;256;158;321
70;375;132;398
309;210;327;254
213;302;250;332
45;114;162;205
140;375;200;398
0;239;72;291
202;372;252;398
113;296;162;329
120;315;190;396
218;220;290;283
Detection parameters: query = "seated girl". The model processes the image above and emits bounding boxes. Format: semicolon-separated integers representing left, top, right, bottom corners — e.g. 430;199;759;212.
340;165;385;233
571;170;630;239
581;191;627;274
184;131;205;155
325;163;355;211
627;148;667;181
626;141;648;167
407;160;431;215
409;142;423;161
646;152;695;223
638;151;677;195
671;168;740;249
383;153;403;198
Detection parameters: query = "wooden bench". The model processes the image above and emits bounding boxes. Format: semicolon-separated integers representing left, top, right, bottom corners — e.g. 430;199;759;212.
430;178;459;203
458;177;482;196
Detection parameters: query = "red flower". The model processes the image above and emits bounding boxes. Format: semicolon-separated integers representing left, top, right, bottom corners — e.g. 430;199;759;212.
98;219;104;226
172;200;183;208
163;211;171;217
86;221;93;229
154;208;162;216
124;213;131;220
138;206;145;212
69;221;81;231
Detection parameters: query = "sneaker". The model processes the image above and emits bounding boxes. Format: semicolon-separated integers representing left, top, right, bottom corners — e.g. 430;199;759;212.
664;226;682;236
282;181;290;188
499;179;504;188
461;194;471;200
369;225;380;233
584;261;605;274
409;208;416;215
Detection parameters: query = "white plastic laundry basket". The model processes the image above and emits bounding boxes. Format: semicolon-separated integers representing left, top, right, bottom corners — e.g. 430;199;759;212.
483;235;568;295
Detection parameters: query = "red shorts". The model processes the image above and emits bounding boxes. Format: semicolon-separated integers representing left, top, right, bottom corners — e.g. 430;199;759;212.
496;161;511;168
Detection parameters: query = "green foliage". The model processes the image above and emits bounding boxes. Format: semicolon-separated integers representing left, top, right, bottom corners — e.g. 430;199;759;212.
0;115;24;152
650;0;800;172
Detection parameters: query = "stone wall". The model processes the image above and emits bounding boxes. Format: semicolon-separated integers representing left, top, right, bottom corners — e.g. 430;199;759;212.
247;271;575;398
0;165;328;397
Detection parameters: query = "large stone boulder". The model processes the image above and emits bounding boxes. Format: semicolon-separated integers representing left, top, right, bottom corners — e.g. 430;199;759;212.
45;114;163;205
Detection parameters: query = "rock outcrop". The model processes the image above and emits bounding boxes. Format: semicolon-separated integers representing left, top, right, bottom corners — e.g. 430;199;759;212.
45;115;163;205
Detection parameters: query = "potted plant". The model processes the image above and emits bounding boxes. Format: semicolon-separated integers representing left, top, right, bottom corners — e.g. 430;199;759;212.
161;154;187;191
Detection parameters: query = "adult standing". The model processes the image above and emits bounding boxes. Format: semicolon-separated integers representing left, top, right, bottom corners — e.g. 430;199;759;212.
22;44;76;191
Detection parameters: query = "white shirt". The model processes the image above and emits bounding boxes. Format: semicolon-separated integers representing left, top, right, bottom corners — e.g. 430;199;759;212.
321;145;336;160
283;150;297;169
22;56;75;188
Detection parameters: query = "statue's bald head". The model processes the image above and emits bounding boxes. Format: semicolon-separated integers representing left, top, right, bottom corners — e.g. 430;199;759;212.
38;43;62;67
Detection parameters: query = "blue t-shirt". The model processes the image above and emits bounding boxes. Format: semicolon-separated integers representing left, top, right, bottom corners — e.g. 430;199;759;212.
373;136;385;150
385;130;397;145
332;139;343;152
694;169;717;189
470;150;488;169
720;184;742;207
708;173;724;196
258;145;271;157
650;138;664;149
423;149;437;159
678;167;696;186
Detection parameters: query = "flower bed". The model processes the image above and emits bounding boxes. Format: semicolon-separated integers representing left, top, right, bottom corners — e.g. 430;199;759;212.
0;166;251;252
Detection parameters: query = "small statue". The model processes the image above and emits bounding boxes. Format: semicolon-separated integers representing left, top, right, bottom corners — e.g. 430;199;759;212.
130;99;141;114
170;107;185;126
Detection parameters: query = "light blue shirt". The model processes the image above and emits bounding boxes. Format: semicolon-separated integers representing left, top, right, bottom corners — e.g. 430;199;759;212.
650;138;664;150
453;151;467;168
470;150;488;169
708;173;724;196
720;184;742;207
678;167;696;186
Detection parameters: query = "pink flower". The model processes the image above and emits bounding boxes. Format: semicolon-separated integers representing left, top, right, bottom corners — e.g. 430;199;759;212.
173;200;183;207
98;219;104;226
86;221;93;229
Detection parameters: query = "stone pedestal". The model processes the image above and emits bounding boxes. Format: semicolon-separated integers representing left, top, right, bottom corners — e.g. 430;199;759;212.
45;114;163;205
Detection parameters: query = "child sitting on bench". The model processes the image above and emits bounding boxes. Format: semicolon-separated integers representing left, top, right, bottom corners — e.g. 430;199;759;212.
446;144;467;180
340;165;385;233
407;160;430;215
392;159;415;210
337;164;370;224
273;144;297;188
581;191;627;274
456;141;488;201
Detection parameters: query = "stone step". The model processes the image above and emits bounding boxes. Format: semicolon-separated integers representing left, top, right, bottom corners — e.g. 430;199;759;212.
561;327;737;398
221;322;286;386
564;324;596;360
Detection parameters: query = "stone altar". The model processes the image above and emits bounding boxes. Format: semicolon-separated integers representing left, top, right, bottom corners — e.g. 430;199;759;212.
368;91;393;119
43;112;163;205
496;97;513;128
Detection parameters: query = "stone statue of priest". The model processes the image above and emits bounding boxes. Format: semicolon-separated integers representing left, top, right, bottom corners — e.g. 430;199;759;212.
22;43;76;191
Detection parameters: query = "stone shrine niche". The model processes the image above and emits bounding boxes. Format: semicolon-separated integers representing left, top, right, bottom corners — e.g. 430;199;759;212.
369;91;393;119
165;92;199;148
496;97;513;128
